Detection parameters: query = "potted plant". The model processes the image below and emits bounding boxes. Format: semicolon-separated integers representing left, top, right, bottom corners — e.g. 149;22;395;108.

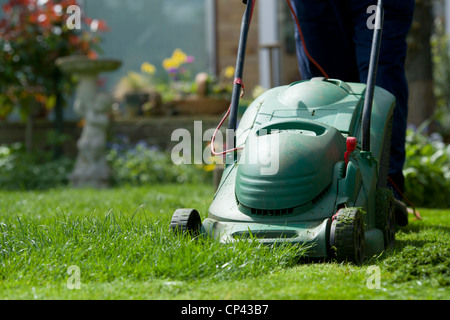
114;63;163;118
161;49;234;115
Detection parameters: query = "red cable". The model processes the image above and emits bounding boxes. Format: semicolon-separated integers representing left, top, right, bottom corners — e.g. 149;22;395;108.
388;176;422;221
211;104;244;156
211;0;255;156
286;0;330;79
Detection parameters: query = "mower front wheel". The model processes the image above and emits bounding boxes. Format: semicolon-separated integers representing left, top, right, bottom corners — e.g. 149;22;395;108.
330;208;365;265
170;209;202;236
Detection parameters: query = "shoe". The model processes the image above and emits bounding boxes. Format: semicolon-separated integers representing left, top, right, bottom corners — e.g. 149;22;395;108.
393;199;408;227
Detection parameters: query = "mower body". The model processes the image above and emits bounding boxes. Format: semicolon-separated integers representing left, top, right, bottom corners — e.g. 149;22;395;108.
202;78;395;258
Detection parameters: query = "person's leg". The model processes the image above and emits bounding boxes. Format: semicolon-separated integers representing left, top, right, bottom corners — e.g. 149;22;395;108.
349;0;415;201
290;0;359;81
349;0;415;226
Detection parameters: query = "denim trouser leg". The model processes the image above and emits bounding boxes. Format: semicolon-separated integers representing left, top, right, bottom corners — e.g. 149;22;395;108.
290;0;415;195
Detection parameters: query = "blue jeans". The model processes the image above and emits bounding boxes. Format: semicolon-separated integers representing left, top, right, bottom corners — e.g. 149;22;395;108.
290;0;415;195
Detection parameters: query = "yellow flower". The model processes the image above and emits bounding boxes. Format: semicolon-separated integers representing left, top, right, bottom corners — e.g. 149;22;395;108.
141;62;156;75
162;58;176;70
203;164;216;172
225;66;235;78
172;49;188;65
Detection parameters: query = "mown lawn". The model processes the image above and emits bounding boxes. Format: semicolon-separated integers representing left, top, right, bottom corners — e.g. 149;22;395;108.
0;184;448;300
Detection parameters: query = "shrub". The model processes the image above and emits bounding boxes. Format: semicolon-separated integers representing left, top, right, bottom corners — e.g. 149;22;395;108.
0;0;107;120
0;140;213;190
107;141;212;186
403;129;450;208
0;143;74;190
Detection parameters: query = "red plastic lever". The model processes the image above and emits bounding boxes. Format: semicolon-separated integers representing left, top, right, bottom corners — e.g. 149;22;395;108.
345;137;358;167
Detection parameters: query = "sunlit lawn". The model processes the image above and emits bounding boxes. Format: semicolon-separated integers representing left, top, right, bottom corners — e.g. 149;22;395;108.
0;184;448;300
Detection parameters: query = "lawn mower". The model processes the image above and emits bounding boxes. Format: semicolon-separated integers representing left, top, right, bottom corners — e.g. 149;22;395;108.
170;0;397;264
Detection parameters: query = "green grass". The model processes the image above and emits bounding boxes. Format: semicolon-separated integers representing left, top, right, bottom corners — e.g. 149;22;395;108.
0;184;448;300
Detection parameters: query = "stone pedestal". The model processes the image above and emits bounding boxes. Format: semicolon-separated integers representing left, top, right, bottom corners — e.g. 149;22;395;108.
57;56;121;188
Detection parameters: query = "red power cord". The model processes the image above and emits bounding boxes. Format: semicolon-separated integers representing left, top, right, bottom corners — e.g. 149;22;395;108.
388;176;422;221
211;0;255;157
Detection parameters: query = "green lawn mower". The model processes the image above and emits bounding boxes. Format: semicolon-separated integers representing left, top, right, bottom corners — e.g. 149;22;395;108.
170;0;397;264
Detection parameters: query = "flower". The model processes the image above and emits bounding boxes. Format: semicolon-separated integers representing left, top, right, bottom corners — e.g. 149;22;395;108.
162;49;195;72
162;58;177;71
84;17;110;32
172;49;188;65
141;62;156;75
225;66;235;79
203;164;216;172
186;56;195;64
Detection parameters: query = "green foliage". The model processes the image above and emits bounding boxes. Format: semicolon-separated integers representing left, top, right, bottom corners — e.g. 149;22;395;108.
431;17;450;138
0;143;74;190
0;139;212;191
107;142;212;186
403;129;450;208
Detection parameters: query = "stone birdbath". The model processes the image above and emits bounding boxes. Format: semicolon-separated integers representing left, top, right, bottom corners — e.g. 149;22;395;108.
56;56;122;188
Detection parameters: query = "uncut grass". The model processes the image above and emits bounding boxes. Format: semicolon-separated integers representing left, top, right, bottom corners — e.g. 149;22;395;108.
0;207;306;286
2;187;448;300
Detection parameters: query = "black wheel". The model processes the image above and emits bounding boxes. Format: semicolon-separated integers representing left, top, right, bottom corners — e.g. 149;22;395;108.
330;208;365;265
170;209;202;236
376;188;396;250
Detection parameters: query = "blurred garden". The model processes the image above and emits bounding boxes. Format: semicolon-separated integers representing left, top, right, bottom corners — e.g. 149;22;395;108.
0;0;448;208
0;0;233;191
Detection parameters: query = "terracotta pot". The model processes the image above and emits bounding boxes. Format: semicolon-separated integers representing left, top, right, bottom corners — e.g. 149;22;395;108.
173;97;230;115
124;92;149;117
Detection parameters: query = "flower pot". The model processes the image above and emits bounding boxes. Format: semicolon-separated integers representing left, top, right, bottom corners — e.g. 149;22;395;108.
124;92;150;117
172;97;230;115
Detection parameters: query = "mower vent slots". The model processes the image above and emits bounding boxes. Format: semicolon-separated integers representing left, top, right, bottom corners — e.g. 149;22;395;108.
237;200;295;217
312;184;331;205
251;207;295;216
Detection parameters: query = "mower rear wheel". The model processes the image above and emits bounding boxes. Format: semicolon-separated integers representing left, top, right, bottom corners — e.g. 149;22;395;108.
170;209;202;236
376;188;396;250
330;208;365;265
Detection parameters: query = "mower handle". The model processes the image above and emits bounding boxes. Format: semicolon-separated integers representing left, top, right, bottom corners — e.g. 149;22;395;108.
362;0;384;152
226;0;253;164
228;0;253;133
